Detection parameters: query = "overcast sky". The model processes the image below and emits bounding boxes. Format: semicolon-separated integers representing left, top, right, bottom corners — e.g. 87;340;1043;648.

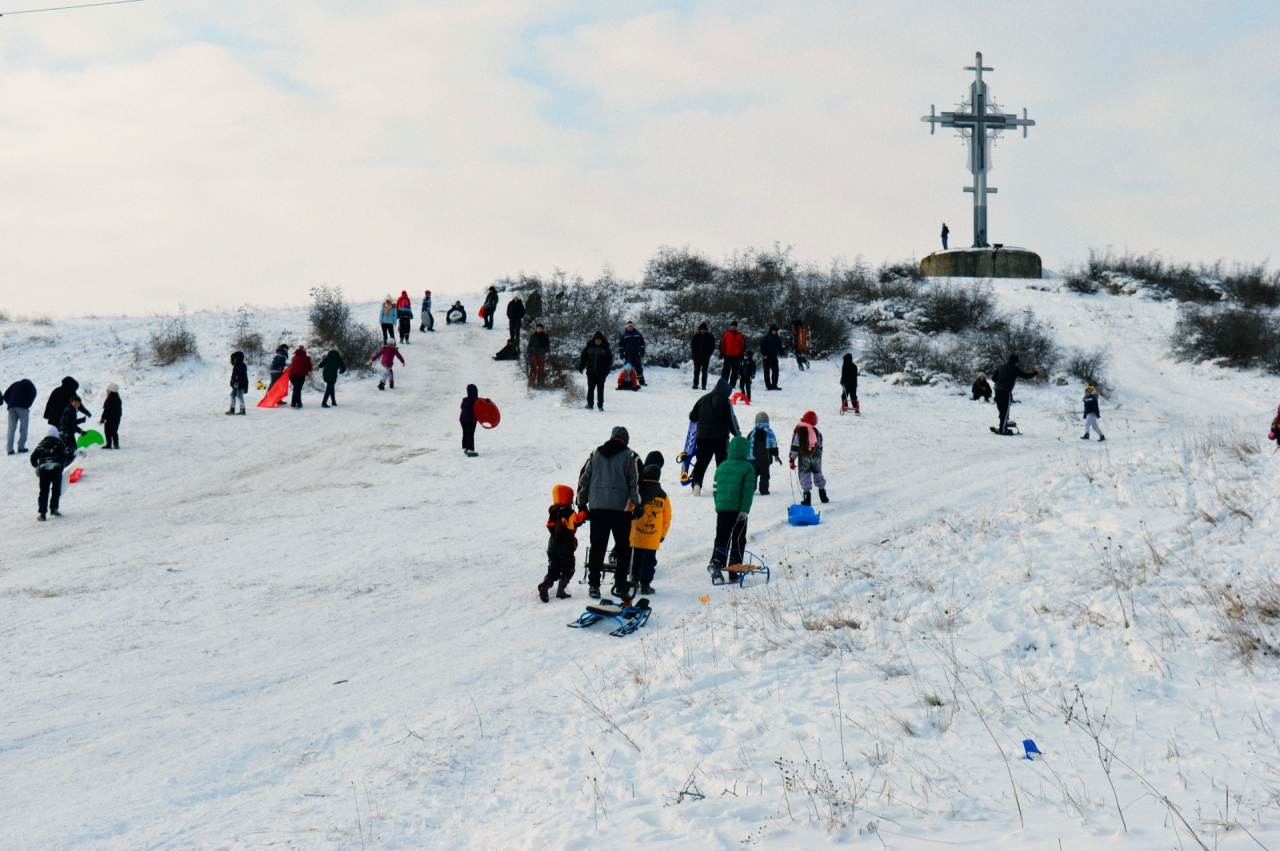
0;0;1276;317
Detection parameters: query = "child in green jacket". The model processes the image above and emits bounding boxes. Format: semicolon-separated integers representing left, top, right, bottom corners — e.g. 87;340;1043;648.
711;435;757;581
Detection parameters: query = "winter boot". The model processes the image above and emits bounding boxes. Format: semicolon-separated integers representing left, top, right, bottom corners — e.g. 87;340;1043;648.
378;381;386;391
556;577;572;599
1081;433;1090;440
238;409;247;415
322;402;330;408
389;380;394;389
538;582;550;603
1098;435;1106;442
37;512;46;521
226;408;236;415
589;586;601;599
818;488;829;504
584;402;594;409
640;584;656;595
692;484;701;496
801;491;811;506
50;509;61;516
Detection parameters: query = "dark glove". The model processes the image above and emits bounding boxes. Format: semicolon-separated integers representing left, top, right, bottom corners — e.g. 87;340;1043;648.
633;506;644;520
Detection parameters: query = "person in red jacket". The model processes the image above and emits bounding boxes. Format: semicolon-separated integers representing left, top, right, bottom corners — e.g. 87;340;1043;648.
287;347;313;409
369;343;406;390
719;321;746;385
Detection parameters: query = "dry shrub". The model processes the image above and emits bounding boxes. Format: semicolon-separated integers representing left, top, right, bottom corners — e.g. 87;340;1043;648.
308;285;380;372
1065;347;1111;390
1171;305;1280;370
149;311;199;366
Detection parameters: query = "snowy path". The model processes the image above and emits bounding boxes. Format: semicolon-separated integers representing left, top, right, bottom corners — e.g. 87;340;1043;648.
3;286;1280;849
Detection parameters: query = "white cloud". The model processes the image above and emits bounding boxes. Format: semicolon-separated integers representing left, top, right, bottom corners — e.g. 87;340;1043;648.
0;0;1276;316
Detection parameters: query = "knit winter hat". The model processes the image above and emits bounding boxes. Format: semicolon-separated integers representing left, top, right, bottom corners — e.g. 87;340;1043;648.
754;411;769;424
106;383;119;393
801;411;818;426
47;426;59;438
644;450;664;469
611;426;629;443
698;321;708;331
551;484;574;506
642;464;661;481
769;324;778;331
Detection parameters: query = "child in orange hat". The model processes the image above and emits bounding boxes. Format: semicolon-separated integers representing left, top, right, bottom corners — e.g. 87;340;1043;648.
540;484;588;602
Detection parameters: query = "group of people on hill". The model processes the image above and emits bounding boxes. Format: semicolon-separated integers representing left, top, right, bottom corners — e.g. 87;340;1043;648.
5;375;123;520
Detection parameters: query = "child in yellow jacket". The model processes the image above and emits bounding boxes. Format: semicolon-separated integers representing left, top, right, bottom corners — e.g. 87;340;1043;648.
629;464;672;595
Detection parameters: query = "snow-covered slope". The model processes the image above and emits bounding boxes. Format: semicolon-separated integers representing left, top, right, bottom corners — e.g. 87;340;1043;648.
3;284;1280;850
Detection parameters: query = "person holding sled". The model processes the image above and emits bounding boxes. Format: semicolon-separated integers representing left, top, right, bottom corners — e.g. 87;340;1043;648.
269;346;288;400
369;342;405;390
688;378;740;495
493;338;520;361
527;323;550;388
319;344;346;407
747;411;780;494
840;354;859;414
228;351;249;415
759;325;785;390
100;384;122;448
992;354;1039;435
628;464;671;595
617;363;640;391
420;290;434;332
5;378;37;455
31;426;74;521
711;435;757;582
396;290;414;343
578;332;613;411
481;286;499;329
719;321;746;384
1082;385;1105;441
792;319;811;371
287;347;313;408
459;384;481;456
577;426;642;600
971;374;992;402
739;351;756;402
58;395;89;451
539;484;588;602
446;301;467;324
618;322;646;386
789;411;828;505
690;322;715;390
379;298;398;344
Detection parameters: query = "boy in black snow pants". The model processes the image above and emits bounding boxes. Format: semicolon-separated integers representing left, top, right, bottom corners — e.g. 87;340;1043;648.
539;484;586;601
31;427;73;520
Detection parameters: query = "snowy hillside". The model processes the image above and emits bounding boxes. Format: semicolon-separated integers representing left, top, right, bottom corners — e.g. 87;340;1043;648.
4;283;1280;850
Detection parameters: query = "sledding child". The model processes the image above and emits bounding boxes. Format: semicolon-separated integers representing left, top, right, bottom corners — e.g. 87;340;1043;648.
629;464;671;595
711;436;756;582
1082;385;1105;441
617;363;640;391
31;426;73;521
369;342;405;390
747;411;780;494
789;411;828;505
100;384;122;448
228;351;248;415
840;354;859;414
740;351;756;401
539;484;587;601
459;384;480;456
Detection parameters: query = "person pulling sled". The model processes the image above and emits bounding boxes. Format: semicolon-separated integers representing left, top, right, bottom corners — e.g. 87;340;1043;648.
789;411;828;505
840;354;859;415
991;354;1038;435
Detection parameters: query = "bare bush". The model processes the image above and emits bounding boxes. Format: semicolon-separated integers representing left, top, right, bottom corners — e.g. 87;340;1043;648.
1065;347;1111;390
974;308;1059;377
149;310;199;366
232;305;265;365
1219;263;1280;308
1171;305;1280;370
916;281;998;334
642;245;717;291
516;269;627;376
877;258;923;285
308;285;380;372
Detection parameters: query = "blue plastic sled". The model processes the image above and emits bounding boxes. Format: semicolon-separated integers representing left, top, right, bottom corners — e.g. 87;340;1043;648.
708;550;771;588
788;504;820;526
677;422;697;486
568;598;651;636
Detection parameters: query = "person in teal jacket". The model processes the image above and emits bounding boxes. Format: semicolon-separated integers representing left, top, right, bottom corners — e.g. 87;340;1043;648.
711;435;757;580
378;299;398;344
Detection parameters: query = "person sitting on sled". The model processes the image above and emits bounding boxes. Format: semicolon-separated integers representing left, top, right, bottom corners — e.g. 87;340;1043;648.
617;363;640;391
539;484;587;602
789;411;828;505
494;338;520;361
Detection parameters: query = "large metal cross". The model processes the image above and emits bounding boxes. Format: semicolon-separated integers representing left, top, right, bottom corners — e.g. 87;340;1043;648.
922;52;1034;248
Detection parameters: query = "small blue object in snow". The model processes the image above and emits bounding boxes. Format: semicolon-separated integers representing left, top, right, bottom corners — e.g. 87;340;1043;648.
788;504;820;526
1023;739;1042;760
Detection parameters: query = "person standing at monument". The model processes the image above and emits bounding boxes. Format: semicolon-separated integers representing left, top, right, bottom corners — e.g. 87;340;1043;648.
941;223;949;250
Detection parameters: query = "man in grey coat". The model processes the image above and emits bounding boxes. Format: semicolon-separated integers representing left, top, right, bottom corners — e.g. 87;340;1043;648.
577;425;642;600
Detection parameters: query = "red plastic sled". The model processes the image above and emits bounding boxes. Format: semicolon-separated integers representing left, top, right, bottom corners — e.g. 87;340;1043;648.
69;467;84;483
474;398;500;429
478;306;486;319
257;373;290;408
730;392;750;406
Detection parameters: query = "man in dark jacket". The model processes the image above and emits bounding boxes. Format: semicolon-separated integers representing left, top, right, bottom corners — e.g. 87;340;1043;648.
759;325;785;390
577;425;642;599
840;354;858;413
578;332;613;411
688;378;740;494
287;347;313;409
482;286;499;329
31;427;74;520
719;322;746;384
690;322;715;390
506;295;526;346
992;354;1039;434
527;323;551;388
228;351;249;415
318;346;346;408
43;376;79;426
5;378;36;454
618;322;646;386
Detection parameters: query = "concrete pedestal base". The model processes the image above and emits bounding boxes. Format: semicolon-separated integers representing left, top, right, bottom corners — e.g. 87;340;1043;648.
921;247;1042;279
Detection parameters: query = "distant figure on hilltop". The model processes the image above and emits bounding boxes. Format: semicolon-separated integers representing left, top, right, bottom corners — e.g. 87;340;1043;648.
759;325;784;391
941;222;949;250
1081;385;1105;441
4;377;37;454
43;376;79;427
228;352;249;415
287;347;313;409
718;322;745;385
578;332;613;411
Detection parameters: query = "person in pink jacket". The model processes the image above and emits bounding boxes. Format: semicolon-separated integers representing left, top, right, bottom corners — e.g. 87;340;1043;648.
369;343;405;390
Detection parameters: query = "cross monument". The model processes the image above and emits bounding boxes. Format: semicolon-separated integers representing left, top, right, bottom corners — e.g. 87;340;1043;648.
922;52;1034;249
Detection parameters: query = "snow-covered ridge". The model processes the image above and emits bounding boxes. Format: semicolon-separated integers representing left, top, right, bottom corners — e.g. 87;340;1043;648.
3;281;1280;849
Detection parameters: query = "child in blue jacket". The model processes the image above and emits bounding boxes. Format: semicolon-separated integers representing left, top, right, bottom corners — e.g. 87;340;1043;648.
1082;386;1105;441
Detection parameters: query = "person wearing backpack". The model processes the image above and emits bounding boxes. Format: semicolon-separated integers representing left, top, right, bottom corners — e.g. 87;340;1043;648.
31;426;74;520
747;411;780;495
396;290;414;344
788;410;828;505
